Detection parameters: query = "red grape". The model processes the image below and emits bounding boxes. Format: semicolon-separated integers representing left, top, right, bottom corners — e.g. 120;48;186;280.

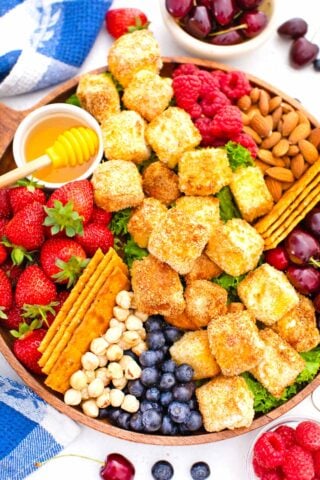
240;10;268;37
185;6;212;38
290;37;319;68
265;246;290;271
212;0;237;26
304;207;320;238
284;228;320;265
287;265;320;295
277;18;308;39
166;0;193;18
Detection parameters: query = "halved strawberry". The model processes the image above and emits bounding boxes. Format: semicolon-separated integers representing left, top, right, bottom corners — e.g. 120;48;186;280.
105;8;149;39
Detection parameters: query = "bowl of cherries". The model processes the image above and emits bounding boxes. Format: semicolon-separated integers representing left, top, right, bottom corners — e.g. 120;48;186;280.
159;0;278;59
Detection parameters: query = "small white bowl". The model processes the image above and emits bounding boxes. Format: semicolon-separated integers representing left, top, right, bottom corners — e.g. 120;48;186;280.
13;103;104;189
159;0;277;60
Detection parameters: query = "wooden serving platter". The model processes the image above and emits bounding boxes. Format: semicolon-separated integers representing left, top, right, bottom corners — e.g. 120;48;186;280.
0;57;319;446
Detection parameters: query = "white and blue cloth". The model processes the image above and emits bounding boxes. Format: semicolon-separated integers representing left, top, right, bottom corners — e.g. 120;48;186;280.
0;0;113;98
0;375;80;480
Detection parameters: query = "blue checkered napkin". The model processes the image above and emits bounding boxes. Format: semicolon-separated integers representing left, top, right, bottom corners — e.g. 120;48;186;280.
0;375;80;480
0;0;113;98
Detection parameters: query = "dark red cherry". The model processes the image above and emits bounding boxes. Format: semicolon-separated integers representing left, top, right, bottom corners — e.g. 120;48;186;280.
287;265;320;295
210;30;243;45
185;6;212;38
100;453;135;480
277;18;308;39
240;10;268;37
212;0;237;26
290;37;319;68
165;0;193;18
235;0;263;9
265;246;290;271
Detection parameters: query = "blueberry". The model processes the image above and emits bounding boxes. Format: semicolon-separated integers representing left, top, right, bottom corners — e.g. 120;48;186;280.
142;409;162;432
98;408;109;419
168;401;190;423
164;326;183;344
173;382;195;402
185;410;203;432
161;359;176;373
140;350;159;367
159;372;176;391
117;411;131;430
140;400;162;413
107;407;121;424
161;415;178;435
129;412;143;432
155;350;165;362
127;379;145;398
140;367;160;387
145;387;161;402
151;460;174;480
190;461;211;480
123;349;138;361
160;391;173;407
145;315;164;332
188;398;197;410
147;331;166;350
161;345;170;357
175;363;194;382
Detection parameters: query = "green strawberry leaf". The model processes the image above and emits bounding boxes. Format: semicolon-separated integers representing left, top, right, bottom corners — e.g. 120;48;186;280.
44;200;84;237
52;256;89;289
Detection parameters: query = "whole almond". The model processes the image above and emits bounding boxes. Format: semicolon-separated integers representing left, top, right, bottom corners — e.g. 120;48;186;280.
255;159;270;173
308;127;320;148
288;123;311;143
241;112;250;126
291;153;305;179
297;110;310;126
257;149;279;165
281;111;299;137
268;96;282;112
237;95;251;111
250;87;260;104
272;138;290;157
272;106;283;129
243;125;262;144
277;119;283;133
261;131;282;149
250;113;272;138
247;106;260;121
281;181;295;191
281;102;294;113
259;90;270;116
282;156;291;168
298;139;319;164
265;177;282;202
266;167;295;183
287;145;300;156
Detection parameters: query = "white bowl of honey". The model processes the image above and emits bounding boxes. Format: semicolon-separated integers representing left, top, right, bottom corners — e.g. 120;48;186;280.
13;103;104;189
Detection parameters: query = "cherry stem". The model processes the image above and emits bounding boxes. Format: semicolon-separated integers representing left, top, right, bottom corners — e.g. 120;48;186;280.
35;453;104;468
209;23;247;36
310;257;320;268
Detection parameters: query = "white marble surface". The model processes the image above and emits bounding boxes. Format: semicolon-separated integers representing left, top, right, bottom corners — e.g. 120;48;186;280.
1;0;320;478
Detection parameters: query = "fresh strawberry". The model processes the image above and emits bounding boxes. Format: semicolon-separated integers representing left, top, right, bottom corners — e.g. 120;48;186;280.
0;188;12;218
91;206;112;226
2;305;25;330
4;201;45;264
12;326;46;375
45;180;93;237
45;290;70;326
0;244;8;265
8;179;46;214
105;8;149;39
0;218;9;237
15;265;57;308
0;268;13;318
76;223;114;257
1;259;23;287
40;237;88;288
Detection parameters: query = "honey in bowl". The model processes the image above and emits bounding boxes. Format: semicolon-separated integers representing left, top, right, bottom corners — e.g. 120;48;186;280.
24;114;96;183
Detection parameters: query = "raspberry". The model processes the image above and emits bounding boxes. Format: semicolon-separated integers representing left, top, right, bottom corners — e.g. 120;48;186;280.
188;103;203;119
197;69;221;97
282;445;314;480
194;117;215;146
274;426;296;449
200;89;231;117
173;74;201;112
210;105;243;137
295;421;320;452
220;70;252;101
253;432;286;470
230;132;258;158
253;457;271;478
314;450;320;477
172;63;200;78
211;69;227;88
261;472;283;480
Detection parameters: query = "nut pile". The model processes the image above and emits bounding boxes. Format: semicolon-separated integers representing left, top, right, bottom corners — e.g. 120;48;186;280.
63;290;148;418
237;87;320;202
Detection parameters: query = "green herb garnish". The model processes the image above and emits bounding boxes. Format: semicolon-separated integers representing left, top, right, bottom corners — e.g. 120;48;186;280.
216;186;241;223
65;93;81;107
225;141;254;171
212;272;246;302
124;238;148;268
109;208;131;236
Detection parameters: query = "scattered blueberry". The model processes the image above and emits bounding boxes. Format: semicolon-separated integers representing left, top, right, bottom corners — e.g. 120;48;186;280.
168;401;191;423
117;411;131;430
151;460;174;480
159;372;176;391
161;415;178;435
190;461;211;480
146;387;161;402
161;359;176;373
164;326;183;344
175;364;194;383
147;331;166;350
173;383;195;402
127;379;145;398
185;411;203;431
129;412;143;431
142;409;162;432
145;315;164;332
140;350;159;367
140;367;160;387
160;391;174;407
313;58;320;71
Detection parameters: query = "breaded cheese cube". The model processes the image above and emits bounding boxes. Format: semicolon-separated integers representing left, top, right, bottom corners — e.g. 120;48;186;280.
101;110;150;164
185;253;222;284
185;280;228;328
237;263;299;326
164;310;198;330
108;30;162;87
196;376;254;432
207;310;265;376
127;198;167;248
142;161;180;206
273;294;320;352
148;207;210;275
228;302;246;314
170;330;221;380
206;218;264;277
91;160;144;212
145;107;201;169
131;255;185;317
230;166;274;223
76;73;120;124
178;148;232;196
250;329;305;398
175;196;220;236
123;70;173;122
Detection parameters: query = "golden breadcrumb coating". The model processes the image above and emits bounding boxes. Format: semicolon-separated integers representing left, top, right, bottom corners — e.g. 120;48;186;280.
207;310;265;376
206;218;264;277
123;70;173;122
185;280;228;328
148;207;210;275
131;255;185;317
145;107;201;169
101;110;150;164
164;310;198;330
91;160;144;212
250;329;305;398
185;253;222;284
175;196;221;236
196;376;254;432
178;148;232;196
273;294;320;352
127;197;167;248
76;73;120;124
230;166;273;223
228;302;246;314
142;161;180;206
107;30;162;87
237;263;299;326
170;330;221;380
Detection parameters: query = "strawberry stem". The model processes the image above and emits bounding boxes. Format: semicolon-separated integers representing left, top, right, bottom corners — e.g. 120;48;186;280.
35;453;104;467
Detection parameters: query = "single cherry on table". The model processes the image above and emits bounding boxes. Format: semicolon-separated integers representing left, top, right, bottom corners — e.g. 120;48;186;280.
100;453;135;480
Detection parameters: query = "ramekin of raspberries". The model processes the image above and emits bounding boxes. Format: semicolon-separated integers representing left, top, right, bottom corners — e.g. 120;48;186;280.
247;417;320;480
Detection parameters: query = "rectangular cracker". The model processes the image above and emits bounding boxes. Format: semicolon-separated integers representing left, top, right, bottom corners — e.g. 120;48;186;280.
45;266;130;393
